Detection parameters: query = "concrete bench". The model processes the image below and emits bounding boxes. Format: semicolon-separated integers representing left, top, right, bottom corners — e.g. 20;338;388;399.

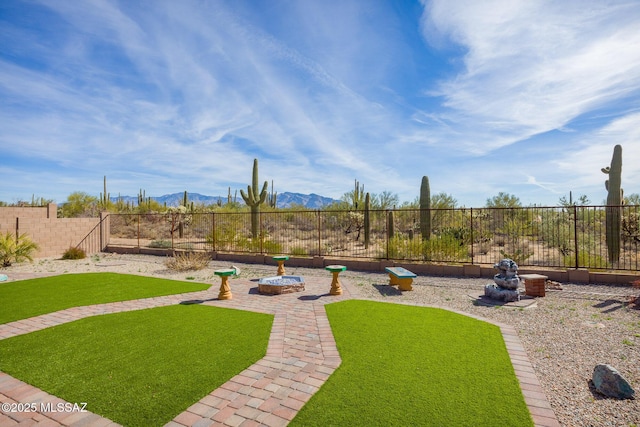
385;266;417;291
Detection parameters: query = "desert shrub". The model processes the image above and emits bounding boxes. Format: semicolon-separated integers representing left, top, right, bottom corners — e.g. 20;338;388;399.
290;246;308;256
164;251;210;271
538;210;573;251
493;235;506;246
62;246;86;260
149;239;172;248
0;231;39;267
423;234;469;262
384;235;425;260
475;241;491;255
564;250;607;269
499;247;533;265
439;226;472;245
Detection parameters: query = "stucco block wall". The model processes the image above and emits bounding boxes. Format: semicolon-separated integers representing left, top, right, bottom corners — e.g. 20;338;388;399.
0;204;101;258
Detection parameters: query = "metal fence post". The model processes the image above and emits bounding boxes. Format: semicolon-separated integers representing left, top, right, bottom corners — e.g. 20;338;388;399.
317;210;321;256
259;211;264;253
470;208;474;265
211;212;216;252
573;205;579;269
386;210;390;260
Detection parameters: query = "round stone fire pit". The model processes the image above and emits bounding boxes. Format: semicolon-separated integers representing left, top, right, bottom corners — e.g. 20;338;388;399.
258;275;305;295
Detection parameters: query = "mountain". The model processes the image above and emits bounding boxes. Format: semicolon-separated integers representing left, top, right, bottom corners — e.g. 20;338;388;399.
275;192;337;208
111;192;339;209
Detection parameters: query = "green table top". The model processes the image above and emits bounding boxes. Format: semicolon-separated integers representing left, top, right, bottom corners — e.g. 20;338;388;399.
214;269;236;276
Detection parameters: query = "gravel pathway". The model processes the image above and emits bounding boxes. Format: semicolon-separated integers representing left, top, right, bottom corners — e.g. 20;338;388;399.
3;253;639;427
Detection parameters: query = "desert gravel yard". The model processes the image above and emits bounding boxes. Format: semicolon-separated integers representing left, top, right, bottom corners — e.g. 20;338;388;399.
3;253;639;427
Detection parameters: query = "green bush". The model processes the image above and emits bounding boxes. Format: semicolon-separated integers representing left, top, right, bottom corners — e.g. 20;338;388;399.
564;251;607;269
0;232;39;267
61;246;86;260
384;235;425;260
499;248;533;265
290;246;308;256
423;234;469;262
149;239;172;248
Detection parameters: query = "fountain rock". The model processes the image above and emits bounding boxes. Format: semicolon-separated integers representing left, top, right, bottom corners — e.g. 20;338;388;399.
484;258;521;302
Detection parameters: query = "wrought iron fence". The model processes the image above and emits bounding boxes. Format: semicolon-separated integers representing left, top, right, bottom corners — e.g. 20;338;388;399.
102;205;640;271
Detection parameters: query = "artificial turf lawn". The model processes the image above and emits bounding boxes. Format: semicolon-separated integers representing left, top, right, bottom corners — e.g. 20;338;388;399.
0;304;273;426
290;300;533;427
0;272;210;324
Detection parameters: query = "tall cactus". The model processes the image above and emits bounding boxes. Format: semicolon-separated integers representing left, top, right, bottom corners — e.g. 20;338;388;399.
387;209;395;239
240;158;268;238
420;176;431;240
601;145;623;263
352;179;365;209
100;175;110;209
268;180;278;208
364;192;370;249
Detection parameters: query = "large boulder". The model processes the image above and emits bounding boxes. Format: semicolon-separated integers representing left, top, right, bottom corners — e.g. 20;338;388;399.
592;364;635;399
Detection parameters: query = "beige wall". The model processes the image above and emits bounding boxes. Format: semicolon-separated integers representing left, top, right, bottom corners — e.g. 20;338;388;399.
0;204;101;258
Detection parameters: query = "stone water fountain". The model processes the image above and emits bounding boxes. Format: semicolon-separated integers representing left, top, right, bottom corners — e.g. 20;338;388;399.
484;258;521;302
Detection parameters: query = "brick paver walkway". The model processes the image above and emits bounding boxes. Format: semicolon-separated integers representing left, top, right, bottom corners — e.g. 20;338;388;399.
0;275;559;427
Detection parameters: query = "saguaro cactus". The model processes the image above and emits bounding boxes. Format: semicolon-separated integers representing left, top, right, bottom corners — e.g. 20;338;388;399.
352;179;365;209
601;145;623;263
100;175;110;209
240;158;268;238
268;180;278;208
364;192;370;249
387;209;395;239
420;176;431;240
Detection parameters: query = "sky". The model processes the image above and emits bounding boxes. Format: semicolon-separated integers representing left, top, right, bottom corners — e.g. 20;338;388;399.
1;0;640;208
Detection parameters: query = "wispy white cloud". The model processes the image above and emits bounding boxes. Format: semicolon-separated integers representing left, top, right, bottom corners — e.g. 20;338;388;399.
419;0;640;152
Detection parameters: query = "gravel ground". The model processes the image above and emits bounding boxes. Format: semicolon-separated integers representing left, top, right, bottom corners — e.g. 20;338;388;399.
3;253;639;427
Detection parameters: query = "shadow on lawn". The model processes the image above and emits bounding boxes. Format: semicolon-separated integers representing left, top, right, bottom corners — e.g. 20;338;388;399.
180;298;218;305
246;286;332;300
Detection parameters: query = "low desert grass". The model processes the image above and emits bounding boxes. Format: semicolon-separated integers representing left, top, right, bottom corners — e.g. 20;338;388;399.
164;250;211;271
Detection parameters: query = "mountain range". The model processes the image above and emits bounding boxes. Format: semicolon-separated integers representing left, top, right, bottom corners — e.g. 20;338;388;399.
111;192;339;209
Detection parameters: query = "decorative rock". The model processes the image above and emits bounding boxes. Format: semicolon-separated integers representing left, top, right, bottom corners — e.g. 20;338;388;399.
484;258;521;302
484;283;520;302
592;364;635;399
493;258;521;290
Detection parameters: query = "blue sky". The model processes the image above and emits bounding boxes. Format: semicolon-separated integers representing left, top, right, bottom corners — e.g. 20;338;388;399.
1;0;640;207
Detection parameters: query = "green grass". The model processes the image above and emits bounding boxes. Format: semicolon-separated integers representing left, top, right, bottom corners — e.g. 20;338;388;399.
0;304;273;426
0;273;210;324
291;300;533;427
